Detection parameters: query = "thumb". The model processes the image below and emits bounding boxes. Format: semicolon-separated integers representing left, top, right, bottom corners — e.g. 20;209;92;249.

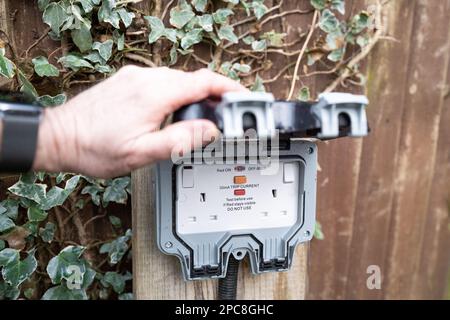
130;120;220;168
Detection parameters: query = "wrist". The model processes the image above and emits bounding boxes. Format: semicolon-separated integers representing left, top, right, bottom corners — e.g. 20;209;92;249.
33;106;77;173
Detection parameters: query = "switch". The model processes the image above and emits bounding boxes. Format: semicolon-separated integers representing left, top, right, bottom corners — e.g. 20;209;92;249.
182;167;194;188
283;163;296;183
234;176;247;184
234;189;246;196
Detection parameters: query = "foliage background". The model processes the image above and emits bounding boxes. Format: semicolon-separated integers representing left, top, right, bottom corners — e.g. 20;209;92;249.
0;0;379;299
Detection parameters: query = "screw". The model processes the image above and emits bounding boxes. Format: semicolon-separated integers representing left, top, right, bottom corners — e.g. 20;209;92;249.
304;231;311;237
165;241;173;249
308;147;314;154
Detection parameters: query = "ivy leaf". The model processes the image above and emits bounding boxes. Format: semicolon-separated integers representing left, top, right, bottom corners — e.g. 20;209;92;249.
113;30;125;51
38;0;51;11
103;177;130;205
310;0;326;10
192;0;208;12
42;284;88;300
17;69;39;98
98;0;121;29
197;14;213;32
261;31;286;46
46;246;86;284
37;94;67;107
180;28;203;50
39;222;56;243
8;179;47;205
32;56;60;77
117;8;135;28
109;215;122;228
2;250;37;287
101;271;125;294
314;221;325;240
71;24;93;52
0;240;5;251
243;35;255;45
0;281;20;300
0;49;15;78
145;16;166;43
100;229;132;264
43;3;69;34
92;40;114;62
0;215;15;234
218;25;238;44
298;86;311;102
81;184;104;206
76;0;95;13
232;63;251;73
0;248;18;266
24;288;34;299
41;175;81;210
169;5;195;29
251;74;266;92
0;199;19;221
319;9;340;33
328;48;344;62
251;0;268;20
350;11;371;34
27;206;48;222
58;53;94;71
118;292;134;300
212;8;233;24
251;39;267;51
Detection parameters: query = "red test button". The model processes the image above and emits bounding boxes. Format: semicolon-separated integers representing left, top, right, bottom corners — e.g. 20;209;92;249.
234;189;246;196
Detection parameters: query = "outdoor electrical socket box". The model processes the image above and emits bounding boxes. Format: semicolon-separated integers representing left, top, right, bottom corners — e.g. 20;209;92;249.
153;92;369;281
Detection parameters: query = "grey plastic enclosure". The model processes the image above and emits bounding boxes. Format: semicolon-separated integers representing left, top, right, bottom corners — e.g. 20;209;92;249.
154;140;317;281
153;92;369;281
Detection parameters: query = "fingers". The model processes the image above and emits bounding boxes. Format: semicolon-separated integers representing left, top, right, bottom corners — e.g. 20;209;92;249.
128;120;220;168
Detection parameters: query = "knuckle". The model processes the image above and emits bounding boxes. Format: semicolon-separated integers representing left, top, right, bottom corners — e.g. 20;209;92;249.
119;64;141;76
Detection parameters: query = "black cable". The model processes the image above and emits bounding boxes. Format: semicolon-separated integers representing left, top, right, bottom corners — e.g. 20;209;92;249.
218;255;240;300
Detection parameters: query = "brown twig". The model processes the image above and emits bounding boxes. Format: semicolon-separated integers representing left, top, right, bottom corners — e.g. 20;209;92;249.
24;26;51;58
123;52;156;67
287;10;319;100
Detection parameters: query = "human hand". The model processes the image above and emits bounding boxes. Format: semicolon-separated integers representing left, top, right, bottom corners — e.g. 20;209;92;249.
32;66;246;178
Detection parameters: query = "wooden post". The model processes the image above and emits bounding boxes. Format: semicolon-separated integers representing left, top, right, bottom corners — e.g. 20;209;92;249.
132;165;308;299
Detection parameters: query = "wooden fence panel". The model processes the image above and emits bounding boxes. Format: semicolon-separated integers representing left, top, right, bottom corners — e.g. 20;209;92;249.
1;0;448;300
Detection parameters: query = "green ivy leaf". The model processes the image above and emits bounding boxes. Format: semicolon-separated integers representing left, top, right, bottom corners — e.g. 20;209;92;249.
98;0;121;29
192;0;207;12
58;53;94;71
118;292;134;300
145;16;166;43
0;215;15;234
0;199;19;221
197;14;213;32
243;35;255;45
32;56;60;77
314;221;325;240
76;0;95;13
8;180;47;205
232;63;251;73
43;2;69;34
0;281;20;300
92;40;114;62
17;69;39;98
109;215;122;228
251;39;266;51
103;177;130;205
212;8;233;24
251;74;266;92
1;250;37;287
42;284;88;300
328;48;344;62
27;206;48;222
169;5;195;29
319;9;340;33
24;287;34;299
101;271;125;294
180;28;203;50
0;49;15;78
117;8;135;28
71;24;93;52
41;175;81;210
298;86;311;102
46;246;87;284
310;0;326;10
38;0;51;11
261;31;286;46
0;240;5;251
218;25;238;44
39;222;56;243
37;94;67;107
100;229;131;264
251;0;268;20
81;184;104;206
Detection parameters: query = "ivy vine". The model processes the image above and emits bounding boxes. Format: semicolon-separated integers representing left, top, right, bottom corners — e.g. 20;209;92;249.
0;0;384;300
